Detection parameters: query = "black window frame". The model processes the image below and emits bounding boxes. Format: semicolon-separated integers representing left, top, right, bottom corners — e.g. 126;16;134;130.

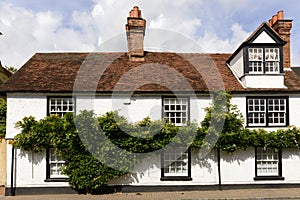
45;96;75;182
254;147;284;181
246;96;289;128
160;147;192;181
244;45;284;74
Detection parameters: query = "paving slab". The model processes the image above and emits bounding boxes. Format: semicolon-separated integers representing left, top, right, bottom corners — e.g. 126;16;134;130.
1;188;300;200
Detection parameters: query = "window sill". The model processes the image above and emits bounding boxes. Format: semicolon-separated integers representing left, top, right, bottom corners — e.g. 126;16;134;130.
244;73;284;76
254;176;285;181
44;178;68;182
246;125;288;128
160;176;192;181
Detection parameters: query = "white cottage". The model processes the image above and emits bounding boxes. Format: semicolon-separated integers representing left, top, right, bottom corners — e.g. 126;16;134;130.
2;7;300;195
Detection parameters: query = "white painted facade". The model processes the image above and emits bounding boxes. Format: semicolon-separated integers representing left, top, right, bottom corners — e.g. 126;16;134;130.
228;49;244;78
5;92;300;188
241;75;285;88
252;31;276;44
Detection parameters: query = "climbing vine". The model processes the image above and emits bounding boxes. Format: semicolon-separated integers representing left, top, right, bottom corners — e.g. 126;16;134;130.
0;98;7;139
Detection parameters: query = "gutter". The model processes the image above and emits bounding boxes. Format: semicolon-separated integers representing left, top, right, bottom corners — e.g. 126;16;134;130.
9;140;15;196
217;148;222;190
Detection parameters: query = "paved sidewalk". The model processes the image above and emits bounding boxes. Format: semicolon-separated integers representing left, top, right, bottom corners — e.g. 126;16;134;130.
1;188;300;200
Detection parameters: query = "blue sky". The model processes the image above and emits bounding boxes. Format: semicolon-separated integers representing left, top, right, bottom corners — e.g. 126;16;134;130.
1;0;300;68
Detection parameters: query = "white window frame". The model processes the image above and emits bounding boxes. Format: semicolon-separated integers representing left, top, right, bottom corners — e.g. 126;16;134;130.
163;98;188;126
265;48;280;74
49;97;74;116
248;47;280;74
49;148;67;179
256;147;279;176
249;48;264;74
163;147;189;177
248;98;266;126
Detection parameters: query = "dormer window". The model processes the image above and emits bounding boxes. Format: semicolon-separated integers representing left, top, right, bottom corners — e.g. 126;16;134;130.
248;47;280;74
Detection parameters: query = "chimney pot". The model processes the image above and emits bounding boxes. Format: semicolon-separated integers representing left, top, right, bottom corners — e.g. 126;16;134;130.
277;10;284;20
272;14;278;25
269;19;273;27
132;6;141;18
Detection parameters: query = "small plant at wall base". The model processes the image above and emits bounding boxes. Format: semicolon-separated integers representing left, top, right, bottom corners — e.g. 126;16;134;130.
0;98;7;139
12;92;300;193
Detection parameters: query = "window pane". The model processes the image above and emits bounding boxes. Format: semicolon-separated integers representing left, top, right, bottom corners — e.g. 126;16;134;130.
49;148;67;178
163;98;188;126
163;147;189;176
49;97;74;116
249;48;263;74
256;147;279;176
248;98;266;126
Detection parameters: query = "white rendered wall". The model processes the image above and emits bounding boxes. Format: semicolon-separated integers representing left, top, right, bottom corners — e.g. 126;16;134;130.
288;95;300;127
221;148;255;184
282;149;300;182
241;75;285;88
6;147;69;188
6;93;47;139
229;49;244;79
252;31;276;44
76;95;211;125
5;93;69;188
108;149;218;186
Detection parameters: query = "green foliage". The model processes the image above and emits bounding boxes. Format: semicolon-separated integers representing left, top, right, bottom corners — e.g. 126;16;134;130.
0;98;7;139
5;66;17;73
13;111;196;194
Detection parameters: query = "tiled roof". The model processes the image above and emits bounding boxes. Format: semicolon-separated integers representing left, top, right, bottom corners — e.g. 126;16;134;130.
1;52;300;93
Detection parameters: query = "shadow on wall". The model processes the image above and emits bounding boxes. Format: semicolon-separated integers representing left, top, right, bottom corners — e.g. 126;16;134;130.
192;147;214;174
108;154;162;185
221;147;255;165
18;150;44;165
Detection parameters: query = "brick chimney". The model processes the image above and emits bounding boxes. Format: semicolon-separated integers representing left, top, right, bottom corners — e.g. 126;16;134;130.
126;6;146;61
269;10;293;68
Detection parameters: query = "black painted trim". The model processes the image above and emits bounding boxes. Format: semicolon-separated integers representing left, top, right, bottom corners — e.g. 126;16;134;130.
247;24;286;44
45;148;68;182
44;178;68;182
160;176;192;181
254;176;285;181
246;96;289;128
45;148;50;179
161;148;192;181
254;147;284;180
243;48;249;74
5;187;76;196
120;183;300;193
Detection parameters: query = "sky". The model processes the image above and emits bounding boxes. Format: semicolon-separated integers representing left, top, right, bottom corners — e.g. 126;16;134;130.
1;0;300;69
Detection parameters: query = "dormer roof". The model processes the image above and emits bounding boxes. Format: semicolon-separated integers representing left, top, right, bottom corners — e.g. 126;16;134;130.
227;22;286;64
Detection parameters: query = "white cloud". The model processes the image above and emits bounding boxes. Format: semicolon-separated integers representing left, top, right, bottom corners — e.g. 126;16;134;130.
0;2;96;68
197;23;250;53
